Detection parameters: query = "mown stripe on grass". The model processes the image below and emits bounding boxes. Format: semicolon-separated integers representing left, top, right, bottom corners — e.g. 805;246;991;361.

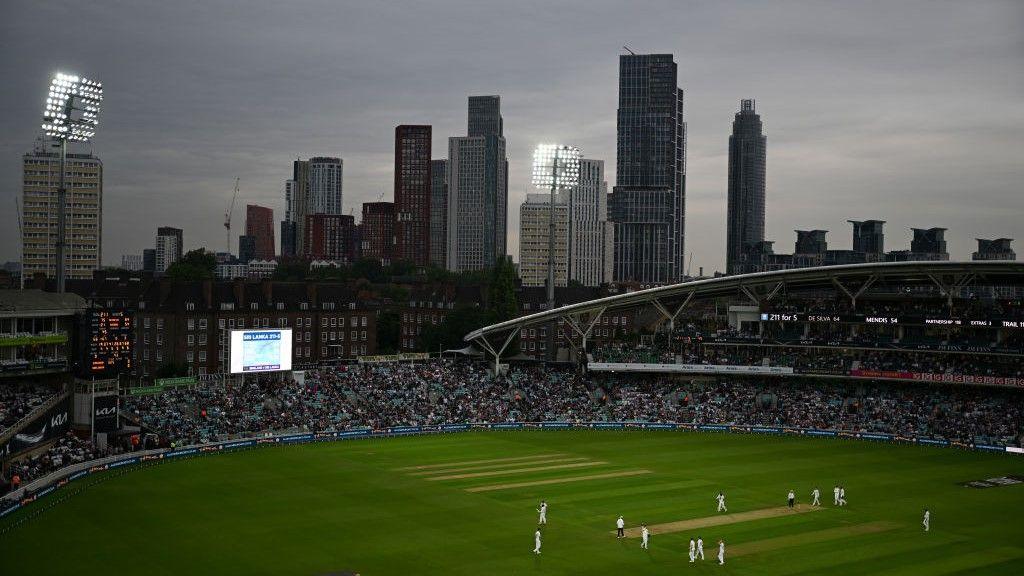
730;521;902;557
868;545;1024;576
426;461;607;481
392;453;566;471
515;478;714;505
465;470;653;492
621;504;823;537
408;457;591;476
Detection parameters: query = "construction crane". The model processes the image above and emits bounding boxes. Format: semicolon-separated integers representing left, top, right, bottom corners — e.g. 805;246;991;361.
224;177;239;254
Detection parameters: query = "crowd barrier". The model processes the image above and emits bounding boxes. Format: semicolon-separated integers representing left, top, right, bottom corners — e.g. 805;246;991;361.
2;420;1019;520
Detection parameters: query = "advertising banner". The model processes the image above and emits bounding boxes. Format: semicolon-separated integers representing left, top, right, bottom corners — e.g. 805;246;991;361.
1;395;72;457
588;362;794;375
93;394;119;433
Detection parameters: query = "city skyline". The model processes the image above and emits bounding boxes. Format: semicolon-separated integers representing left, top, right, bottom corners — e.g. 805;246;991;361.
1;1;1022;275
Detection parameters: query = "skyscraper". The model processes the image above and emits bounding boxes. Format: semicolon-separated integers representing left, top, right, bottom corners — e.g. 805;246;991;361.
519;193;569;287
609;54;686;284
245;204;275;260
280;179;299;258
156;227;184;263
20;143;103;281
155;232;180;274
304;214;358;263
309;157;344;214
287;157;343;256
393;125;432;267
447;96;508;271
726;99;767;275
361;202;395;266
429;159;448;268
568;159;614;286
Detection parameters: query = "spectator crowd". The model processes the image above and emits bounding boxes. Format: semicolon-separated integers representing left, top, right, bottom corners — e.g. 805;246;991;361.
4;360;1022;506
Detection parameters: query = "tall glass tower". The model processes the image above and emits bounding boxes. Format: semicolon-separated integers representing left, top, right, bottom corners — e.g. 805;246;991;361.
610;53;686;284
726;99;766;275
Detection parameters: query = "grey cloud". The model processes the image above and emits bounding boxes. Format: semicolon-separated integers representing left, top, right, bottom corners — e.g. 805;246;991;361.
1;0;1021;274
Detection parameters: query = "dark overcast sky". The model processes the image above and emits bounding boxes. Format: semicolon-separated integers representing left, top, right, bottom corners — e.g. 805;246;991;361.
2;0;1022;274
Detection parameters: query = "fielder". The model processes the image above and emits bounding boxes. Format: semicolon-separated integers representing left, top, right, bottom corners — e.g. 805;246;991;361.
787;489;796;508
833;485;840;505
533;528;542;554
716;492;727;512
922;509;930;532
811;487;821;506
696;536;705;560
718;539;725;565
537;500;547;525
640;524;649;549
616;516;625;539
839;486;847;506
689;538;696;562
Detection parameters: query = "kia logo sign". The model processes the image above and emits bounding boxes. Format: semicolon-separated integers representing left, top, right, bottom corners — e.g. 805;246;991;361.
51;412;68;427
95;407;118;417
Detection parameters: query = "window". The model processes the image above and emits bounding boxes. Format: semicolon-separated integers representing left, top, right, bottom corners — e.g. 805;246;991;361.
187;318;195;330
218;319;226;329
199;319;207;330
187;335;194;346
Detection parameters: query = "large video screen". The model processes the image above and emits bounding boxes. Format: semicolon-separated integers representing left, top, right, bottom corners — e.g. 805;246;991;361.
229;329;292;374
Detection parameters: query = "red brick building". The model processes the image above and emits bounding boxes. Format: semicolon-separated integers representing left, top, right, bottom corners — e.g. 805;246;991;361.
245;204;276;260
134;280;377;377
361;202;395;266
304;214;359;263
393;125;432;268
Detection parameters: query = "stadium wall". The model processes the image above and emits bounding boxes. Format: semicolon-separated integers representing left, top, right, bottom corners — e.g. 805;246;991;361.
2;421;1021;523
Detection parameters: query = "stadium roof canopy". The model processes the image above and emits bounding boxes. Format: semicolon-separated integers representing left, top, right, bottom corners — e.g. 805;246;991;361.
464;261;1024;364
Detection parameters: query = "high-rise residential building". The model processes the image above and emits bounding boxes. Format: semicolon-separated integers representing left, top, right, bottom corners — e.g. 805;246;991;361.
121;254;143;271
519;193;569;288
309;157;344;214
142;249;156;273
20;143;103;281
726;99;767;275
288;157;343;256
447;96;508;272
609;54;687;284
245;204;275;260
304;214;359;263
429;159;448;268
238;235;256;263
973;238;1015;261
155;233;180;274
156;227;184;263
849;220;886;255
568;159;614;286
361;202;395;266
280;180;299;257
393;125;432;267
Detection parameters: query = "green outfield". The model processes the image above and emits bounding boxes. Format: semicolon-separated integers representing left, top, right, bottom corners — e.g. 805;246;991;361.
3;430;1024;575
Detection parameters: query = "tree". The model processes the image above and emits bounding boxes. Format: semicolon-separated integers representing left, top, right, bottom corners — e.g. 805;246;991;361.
164;249;216;281
488;255;519;323
272;259;311;281
420;305;492;353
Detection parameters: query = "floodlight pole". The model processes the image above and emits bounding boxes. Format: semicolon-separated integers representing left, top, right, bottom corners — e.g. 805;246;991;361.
55;136;68;293
547;155;558;312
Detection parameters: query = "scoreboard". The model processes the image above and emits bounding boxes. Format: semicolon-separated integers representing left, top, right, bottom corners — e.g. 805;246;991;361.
84;310;134;376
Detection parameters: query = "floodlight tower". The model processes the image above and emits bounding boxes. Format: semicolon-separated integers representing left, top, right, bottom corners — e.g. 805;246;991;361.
531;144;580;312
41;72;104;292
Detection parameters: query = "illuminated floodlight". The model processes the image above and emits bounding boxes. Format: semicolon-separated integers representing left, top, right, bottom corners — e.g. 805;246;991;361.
532;144;580;189
41;72;104;142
